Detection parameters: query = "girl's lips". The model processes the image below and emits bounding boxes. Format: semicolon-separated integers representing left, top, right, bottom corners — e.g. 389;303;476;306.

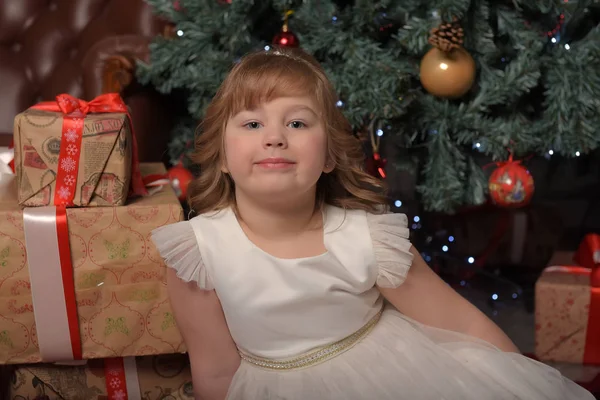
256;158;296;169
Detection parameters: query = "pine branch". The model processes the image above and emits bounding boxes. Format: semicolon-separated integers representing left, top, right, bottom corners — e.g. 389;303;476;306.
138;0;600;212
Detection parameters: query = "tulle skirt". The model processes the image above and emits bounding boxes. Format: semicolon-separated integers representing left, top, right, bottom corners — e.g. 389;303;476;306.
226;306;593;400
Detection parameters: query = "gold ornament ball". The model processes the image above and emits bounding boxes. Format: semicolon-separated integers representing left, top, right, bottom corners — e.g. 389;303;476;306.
420;47;476;98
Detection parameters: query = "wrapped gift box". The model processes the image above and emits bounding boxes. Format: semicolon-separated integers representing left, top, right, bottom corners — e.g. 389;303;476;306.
0;163;186;364
534;236;600;365
7;354;193;400
13;94;145;207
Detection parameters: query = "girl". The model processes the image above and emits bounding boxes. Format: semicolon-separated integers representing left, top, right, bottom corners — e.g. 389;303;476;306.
152;47;593;400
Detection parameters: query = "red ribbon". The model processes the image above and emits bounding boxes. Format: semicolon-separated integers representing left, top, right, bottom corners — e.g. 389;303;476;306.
104;357;140;399
574;234;600;364
8;139;14;173
56;206;81;360
31;93;147;206
104;358;129;399
142;173;170;187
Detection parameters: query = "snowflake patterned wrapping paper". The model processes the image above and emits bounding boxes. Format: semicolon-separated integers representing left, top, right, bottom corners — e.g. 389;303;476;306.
535;248;600;365
13;95;135;207
8;354;194;399
0;163;186;364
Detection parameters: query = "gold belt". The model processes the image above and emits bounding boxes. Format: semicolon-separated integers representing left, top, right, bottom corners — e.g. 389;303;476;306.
238;308;383;370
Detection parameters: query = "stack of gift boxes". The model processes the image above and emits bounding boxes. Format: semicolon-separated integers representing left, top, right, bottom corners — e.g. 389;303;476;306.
535;233;600;393
0;94;193;399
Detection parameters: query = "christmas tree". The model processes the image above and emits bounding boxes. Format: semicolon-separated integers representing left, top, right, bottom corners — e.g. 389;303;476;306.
137;0;600;212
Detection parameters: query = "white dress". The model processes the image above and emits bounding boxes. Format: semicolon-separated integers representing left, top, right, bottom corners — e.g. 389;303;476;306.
151;205;593;400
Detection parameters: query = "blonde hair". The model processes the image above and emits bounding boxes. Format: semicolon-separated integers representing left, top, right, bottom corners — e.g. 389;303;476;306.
188;47;387;214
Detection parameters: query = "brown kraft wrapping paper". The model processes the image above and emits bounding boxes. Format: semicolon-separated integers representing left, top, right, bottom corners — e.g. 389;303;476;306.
0;163;186;364
535;252;592;364
13;108;132;207
7;354;194;399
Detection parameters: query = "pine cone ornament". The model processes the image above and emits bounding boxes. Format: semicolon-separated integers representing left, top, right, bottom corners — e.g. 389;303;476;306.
420;17;475;98
428;17;465;52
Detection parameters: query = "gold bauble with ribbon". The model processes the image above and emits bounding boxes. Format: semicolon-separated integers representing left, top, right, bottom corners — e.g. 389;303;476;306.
419;18;476;98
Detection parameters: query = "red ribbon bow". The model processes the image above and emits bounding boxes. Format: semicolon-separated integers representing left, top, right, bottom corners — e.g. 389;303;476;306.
483;148;532;170
34;93;129;117
32;93;147;206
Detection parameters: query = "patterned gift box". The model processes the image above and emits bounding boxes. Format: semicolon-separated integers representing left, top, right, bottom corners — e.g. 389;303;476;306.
535;236;600;365
13;94;146;207
0;163;186;364
7;354;194;400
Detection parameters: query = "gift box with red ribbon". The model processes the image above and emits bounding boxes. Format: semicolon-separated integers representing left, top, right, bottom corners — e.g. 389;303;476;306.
535;234;600;364
0;163;185;365
7;354;193;400
13;93;147;208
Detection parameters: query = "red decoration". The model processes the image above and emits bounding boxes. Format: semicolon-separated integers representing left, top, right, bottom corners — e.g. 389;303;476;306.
488;154;534;208
168;163;193;202
365;153;387;179
273;31;299;48
546;13;565;38
273;10;299;48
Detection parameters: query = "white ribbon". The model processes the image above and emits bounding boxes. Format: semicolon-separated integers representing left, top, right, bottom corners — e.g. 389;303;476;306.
22;207;74;362
123;357;142;400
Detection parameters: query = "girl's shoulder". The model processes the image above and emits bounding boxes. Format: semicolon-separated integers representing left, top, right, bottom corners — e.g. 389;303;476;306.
149;208;234;290
328;205;413;288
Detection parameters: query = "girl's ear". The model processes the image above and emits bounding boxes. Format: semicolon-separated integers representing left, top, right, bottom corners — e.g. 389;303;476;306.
221;150;229;173
323;160;335;173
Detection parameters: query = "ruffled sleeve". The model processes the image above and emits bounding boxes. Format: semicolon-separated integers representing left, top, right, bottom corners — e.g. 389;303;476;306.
151;221;214;290
367;212;414;288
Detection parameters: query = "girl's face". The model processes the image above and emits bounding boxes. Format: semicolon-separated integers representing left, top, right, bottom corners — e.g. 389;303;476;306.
222;96;333;206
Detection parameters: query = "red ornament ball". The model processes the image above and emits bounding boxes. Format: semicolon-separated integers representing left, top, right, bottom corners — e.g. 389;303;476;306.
273;30;300;48
365;153;387;179
488;162;534;208
168;164;194;202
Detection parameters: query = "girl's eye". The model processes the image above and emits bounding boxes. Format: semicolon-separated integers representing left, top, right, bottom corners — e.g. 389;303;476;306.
288;121;306;129
244;122;262;129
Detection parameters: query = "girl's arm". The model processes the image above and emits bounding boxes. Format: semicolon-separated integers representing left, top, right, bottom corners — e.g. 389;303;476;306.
378;246;520;353
167;268;240;400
